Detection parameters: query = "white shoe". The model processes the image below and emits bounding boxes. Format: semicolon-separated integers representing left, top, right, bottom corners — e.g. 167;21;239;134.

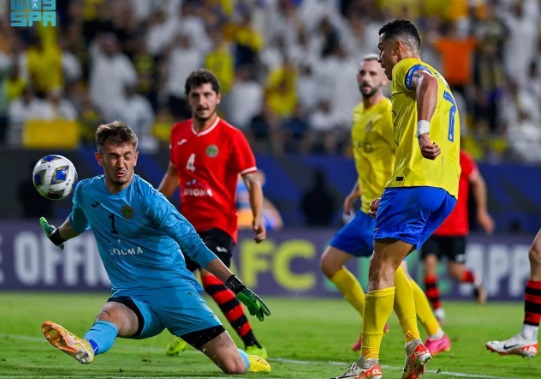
331;362;364;379
486;334;538;358
331;358;380;379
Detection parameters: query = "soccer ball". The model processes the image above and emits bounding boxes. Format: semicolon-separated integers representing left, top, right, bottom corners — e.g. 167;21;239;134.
32;155;78;200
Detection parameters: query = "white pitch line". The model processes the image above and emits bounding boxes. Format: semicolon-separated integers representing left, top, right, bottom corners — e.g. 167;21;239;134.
0;377;280;379
0;334;524;379
271;357;521;379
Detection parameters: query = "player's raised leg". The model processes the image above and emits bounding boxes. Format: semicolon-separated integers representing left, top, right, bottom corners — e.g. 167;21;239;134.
42;321;95;364
42;301;136;363
487;229;541;358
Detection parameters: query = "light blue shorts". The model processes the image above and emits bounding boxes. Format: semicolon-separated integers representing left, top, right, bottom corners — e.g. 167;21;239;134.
329;211;375;257
114;284;222;339
374;187;456;250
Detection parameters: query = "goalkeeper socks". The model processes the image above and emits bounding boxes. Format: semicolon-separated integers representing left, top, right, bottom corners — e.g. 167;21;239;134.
361;287;395;359
84;320;118;355
237;348;250;372
522;280;541;341
202;274;262;348
424;274;442;310
330;267;365;318
394;267;421;343
410;279;441;337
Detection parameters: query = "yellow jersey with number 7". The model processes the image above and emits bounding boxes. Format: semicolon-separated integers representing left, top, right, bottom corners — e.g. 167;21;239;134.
386;57;460;198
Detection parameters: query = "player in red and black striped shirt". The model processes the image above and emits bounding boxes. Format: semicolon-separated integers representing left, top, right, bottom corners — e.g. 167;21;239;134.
159;69;267;358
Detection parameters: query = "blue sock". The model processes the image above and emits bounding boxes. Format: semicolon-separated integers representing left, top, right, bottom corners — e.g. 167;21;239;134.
84;320;118;355
238;348;250;372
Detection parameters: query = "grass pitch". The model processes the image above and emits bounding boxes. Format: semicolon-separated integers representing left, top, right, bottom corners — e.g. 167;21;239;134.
0;292;539;379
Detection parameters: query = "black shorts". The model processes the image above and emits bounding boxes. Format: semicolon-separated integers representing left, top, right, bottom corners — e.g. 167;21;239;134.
420;235;467;264
184;228;235;272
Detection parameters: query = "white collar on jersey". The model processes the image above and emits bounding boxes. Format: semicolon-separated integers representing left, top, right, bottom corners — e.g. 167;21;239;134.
191;117;220;136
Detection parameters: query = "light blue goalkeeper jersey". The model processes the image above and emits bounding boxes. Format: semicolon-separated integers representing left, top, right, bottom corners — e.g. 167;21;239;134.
68;174;217;293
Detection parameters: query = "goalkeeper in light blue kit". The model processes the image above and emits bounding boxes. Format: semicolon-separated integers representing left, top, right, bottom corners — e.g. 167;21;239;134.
39;120;271;374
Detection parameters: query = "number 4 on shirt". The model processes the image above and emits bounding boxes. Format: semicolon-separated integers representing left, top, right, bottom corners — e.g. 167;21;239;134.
186;153;196;172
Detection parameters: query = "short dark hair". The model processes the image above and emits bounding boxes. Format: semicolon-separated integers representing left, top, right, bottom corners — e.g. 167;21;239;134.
95;120;138;152
379;19;422;50
184;69;221;97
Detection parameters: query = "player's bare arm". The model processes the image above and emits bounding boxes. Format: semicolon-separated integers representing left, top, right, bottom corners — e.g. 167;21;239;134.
411;70;440;160
205;257;242;283
470;171;495;234
55;219;80;240
368;197;381;218
242;171;266;243
158;162;180;198
344;180;361;215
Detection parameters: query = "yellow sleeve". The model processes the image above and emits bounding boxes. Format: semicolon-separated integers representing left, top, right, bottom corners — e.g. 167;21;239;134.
393;58;429;92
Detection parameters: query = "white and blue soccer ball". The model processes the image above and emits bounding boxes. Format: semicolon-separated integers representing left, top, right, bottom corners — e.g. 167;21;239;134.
32;154;78;200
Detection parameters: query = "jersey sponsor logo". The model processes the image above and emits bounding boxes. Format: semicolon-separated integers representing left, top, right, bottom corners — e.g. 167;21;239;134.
355;140;373;154
206;144;219;158
121;205;134;219
177;139;187;146
183;179;213;197
365;120;374;133
109;247;144;256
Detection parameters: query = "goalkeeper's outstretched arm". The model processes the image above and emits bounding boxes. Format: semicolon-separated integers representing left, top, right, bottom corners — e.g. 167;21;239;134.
40;217;80;249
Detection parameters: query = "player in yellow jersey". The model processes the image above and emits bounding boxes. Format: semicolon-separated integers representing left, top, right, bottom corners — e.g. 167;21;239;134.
321;55;450;357
331;19;460;379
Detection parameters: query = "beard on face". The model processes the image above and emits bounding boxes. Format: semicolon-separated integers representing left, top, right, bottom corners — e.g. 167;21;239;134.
359;84;378;99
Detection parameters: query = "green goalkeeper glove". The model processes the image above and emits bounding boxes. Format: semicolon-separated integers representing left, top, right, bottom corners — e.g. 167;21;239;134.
39;217;65;249
225;275;271;321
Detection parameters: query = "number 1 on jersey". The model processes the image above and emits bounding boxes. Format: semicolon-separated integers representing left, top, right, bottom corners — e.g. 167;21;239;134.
109;213;119;234
186;153;196;172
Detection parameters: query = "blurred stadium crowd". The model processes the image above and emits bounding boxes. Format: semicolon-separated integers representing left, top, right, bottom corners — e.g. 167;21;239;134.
0;0;541;162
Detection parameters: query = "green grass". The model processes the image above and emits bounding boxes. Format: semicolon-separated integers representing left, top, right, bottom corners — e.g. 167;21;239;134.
0;293;539;379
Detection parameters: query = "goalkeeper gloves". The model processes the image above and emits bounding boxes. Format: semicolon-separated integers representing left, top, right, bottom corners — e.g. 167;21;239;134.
225;275;271;321
40;217;65;249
